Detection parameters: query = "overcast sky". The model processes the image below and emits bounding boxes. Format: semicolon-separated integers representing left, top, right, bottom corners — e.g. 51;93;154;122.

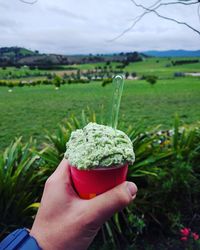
0;0;199;54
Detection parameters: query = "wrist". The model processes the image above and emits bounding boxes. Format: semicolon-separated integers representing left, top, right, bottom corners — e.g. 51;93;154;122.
0;228;42;250
30;228;56;250
29;230;47;250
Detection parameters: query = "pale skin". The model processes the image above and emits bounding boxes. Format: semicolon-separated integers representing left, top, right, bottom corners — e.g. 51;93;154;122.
30;159;138;250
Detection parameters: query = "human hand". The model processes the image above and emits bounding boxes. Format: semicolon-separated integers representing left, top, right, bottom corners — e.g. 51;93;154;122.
30;159;137;250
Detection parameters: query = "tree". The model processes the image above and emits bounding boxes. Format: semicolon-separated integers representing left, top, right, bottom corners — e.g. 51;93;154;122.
18;81;25;87
111;0;200;41
53;75;62;89
101;78;112;87
125;72;130;79
76;69;81;80
145;75;158;86
131;72;137;77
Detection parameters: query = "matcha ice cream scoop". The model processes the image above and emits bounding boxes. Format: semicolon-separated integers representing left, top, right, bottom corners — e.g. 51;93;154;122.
65;122;135;170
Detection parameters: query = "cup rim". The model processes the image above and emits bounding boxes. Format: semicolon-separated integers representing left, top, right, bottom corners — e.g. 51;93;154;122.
70;163;128;171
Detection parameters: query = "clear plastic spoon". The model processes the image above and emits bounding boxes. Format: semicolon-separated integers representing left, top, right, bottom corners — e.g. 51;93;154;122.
110;75;124;129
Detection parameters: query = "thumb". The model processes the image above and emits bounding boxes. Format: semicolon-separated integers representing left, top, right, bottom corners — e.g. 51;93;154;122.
87;181;137;226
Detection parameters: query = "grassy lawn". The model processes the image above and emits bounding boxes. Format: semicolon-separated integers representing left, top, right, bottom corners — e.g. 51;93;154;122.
73;62;120;70
0;66;49;80
0;77;200;151
125;57;200;78
1;57;200;80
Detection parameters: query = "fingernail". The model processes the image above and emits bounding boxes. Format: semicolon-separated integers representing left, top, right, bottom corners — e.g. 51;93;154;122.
127;182;137;198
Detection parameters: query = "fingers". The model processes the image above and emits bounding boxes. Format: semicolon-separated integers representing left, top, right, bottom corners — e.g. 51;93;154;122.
45;158;79;199
50;158;70;183
87;181;137;226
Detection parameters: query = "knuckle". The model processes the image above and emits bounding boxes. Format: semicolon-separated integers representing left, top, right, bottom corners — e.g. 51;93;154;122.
80;208;99;230
117;188;132;206
82;216;99;231
45;176;55;188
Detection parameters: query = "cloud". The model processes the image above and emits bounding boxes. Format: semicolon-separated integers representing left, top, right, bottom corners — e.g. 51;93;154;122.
0;3;10;10
0;0;199;54
0;19;18;28
47;6;88;21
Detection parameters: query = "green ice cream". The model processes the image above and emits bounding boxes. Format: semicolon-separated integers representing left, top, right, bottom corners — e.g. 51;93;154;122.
65;122;135;170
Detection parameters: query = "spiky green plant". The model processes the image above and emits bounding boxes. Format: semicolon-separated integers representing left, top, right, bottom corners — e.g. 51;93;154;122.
133;117;200;238
172;115;200;162
38;110;200;249
0;138;43;238
39;110;163;248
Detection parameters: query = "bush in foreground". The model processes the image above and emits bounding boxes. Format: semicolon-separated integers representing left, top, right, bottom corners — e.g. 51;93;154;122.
0;138;44;238
0;113;200;249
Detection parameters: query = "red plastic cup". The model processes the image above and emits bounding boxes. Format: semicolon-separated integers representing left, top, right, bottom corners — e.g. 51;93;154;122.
69;164;128;199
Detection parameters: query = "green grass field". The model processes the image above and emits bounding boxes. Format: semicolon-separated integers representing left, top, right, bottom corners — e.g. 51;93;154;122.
0;77;200;151
1;57;200;80
0;66;49;79
125;57;200;78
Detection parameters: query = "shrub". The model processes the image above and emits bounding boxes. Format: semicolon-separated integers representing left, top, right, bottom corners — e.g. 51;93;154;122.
29;112;200;248
7;82;14;89
18;81;25;87
135;117;200;240
38;111;166;248
1;111;200;249
102;78;112;87
131;72;137;78
67;79;90;84
174;72;185;77
53;75;62;88
0;138;44;238
145;75;158;85
125;72;129;79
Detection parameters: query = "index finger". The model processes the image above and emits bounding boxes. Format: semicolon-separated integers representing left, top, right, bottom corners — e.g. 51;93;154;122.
51;158;71;183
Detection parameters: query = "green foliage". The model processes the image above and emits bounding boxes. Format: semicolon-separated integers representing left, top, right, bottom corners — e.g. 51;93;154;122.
135;118;200;239
101;78;112;87
0;112;200;249
68;79;90;84
125;72;129;79
52;75;62;88
39;112;200;248
0;138;43;238
7;82;14;89
145;75;158;85
0;56;200;248
131;72;137;77
38;111;159;248
0;66;49;80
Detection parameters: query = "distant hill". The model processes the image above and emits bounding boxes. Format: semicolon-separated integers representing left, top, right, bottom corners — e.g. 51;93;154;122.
0;47;36;57
0;47;144;67
142;50;200;57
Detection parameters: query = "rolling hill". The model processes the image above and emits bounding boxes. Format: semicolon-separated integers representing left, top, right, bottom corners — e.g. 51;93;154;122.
143;50;200;57
0;47;144;67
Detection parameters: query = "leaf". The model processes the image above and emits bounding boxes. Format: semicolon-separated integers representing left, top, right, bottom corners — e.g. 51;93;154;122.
24;202;40;212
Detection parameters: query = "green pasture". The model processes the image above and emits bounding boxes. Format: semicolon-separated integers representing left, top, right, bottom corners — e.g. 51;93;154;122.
0;66;49;79
72;62;120;70
1;57;200;80
65;57;200;77
124;57;200;78
0;77;200;151
0;76;47;83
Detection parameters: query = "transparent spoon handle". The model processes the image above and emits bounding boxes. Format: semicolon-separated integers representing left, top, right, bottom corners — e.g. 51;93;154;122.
110;75;124;129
